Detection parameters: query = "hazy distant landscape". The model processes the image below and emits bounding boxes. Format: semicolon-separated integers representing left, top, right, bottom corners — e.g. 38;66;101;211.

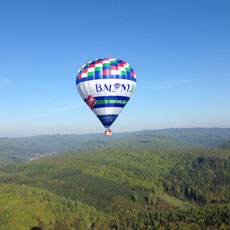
1;128;230;166
0;128;230;229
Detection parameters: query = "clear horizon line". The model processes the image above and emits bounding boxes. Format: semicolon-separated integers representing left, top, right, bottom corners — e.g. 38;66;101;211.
1;126;230;139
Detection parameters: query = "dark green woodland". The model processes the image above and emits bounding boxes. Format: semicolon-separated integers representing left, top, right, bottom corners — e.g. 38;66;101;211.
0;128;230;229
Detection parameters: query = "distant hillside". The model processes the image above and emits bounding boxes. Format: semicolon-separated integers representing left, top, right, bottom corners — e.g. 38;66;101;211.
1;128;230;166
219;141;230;149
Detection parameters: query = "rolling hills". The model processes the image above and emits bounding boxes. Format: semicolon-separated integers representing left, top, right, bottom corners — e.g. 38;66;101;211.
0;141;230;229
1;128;230;166
1;128;230;229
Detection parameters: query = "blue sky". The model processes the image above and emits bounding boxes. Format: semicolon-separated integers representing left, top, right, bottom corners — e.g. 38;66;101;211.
0;0;230;137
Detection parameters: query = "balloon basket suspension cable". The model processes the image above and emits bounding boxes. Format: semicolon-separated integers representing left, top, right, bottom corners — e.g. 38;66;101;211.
105;129;112;136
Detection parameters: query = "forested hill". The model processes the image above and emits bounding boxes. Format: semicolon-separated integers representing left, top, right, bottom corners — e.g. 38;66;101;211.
219;140;230;149
0;146;230;229
1;127;230;166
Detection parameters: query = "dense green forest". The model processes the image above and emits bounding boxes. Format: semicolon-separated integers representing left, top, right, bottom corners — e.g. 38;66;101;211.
0;133;230;229
1;128;230;166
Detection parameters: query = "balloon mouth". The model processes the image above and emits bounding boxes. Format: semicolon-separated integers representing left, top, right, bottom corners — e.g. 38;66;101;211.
97;114;118;129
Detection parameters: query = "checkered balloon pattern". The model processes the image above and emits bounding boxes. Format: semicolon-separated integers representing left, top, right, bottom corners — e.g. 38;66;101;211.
76;58;136;84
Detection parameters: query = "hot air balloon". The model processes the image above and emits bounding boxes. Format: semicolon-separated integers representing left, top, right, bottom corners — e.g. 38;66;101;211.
76;58;136;135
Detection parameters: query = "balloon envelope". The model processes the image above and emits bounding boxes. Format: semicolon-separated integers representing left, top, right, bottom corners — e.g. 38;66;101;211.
76;58;136;129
